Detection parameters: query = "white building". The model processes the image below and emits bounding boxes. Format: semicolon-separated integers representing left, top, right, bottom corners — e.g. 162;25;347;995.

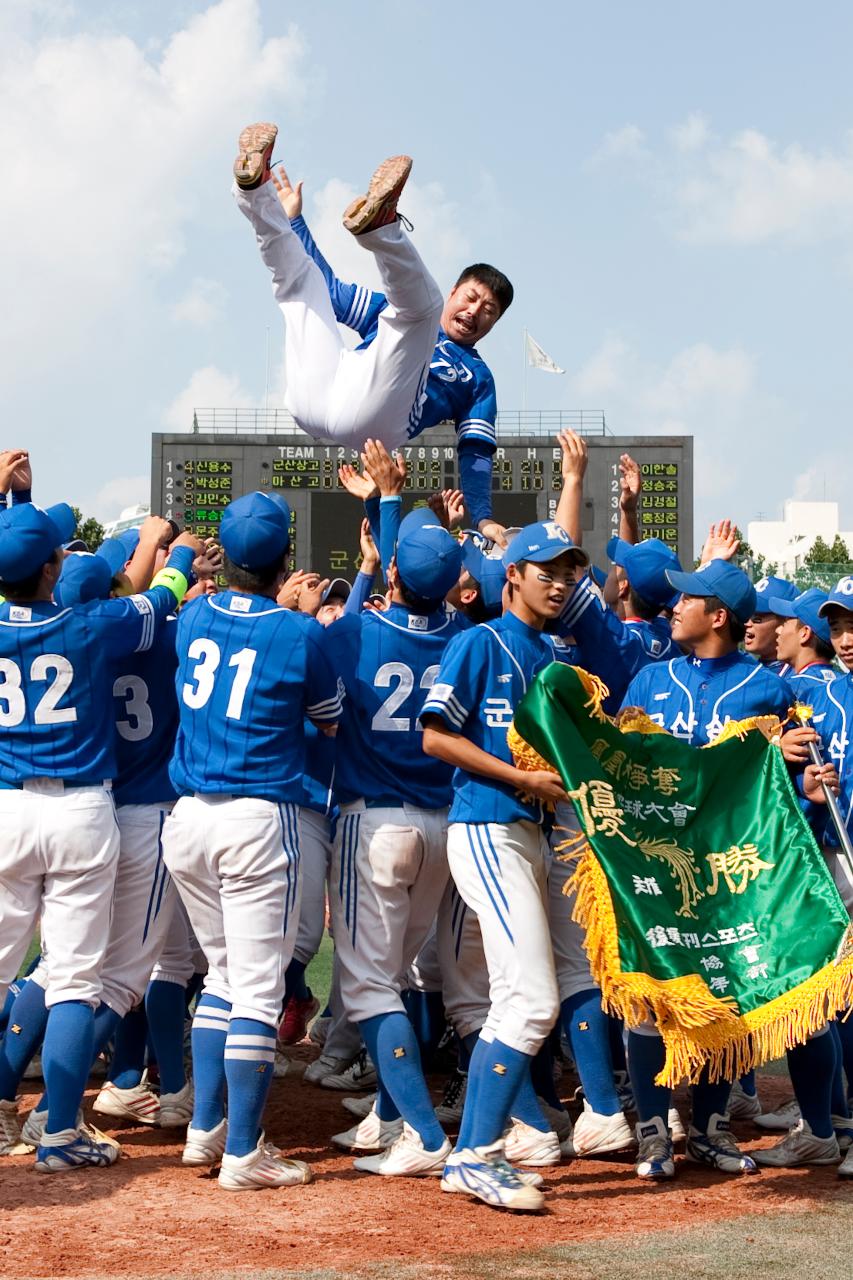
102;503;150;540
748;501;853;576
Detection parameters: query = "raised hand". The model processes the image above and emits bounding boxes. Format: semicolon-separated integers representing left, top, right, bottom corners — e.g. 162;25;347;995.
271;164;304;220
361;438;406;497
0;450;30;493
338;462;378;502
277;569;317;610
619;453;641;512
557;430;588;486
359;517;380;574
700;519;740;565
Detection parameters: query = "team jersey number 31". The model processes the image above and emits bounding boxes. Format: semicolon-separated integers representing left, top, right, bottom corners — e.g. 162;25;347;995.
182;639;257;721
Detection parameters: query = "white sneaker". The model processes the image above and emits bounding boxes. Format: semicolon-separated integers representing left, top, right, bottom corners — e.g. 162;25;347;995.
668;1106;686;1142
753;1119;841;1168
686;1113;759;1174
158;1081;194;1127
342;1092;377;1120
728;1079;762;1121
536;1097;573;1144
93;1080;159;1126
635;1116;675;1180
321;1050;378;1092
754;1097;800;1131
331;1106;403;1152
840;1145;853;1178
35;1127;120;1173
309;1016;331;1048
435;1071;468;1127
182;1117;228;1166
218;1134;312;1191
503;1120;562;1167
21;1107;86;1148
353;1123;450;1176
0;1099;30;1155
572;1100;635;1156
441;1145;545;1211
833;1114;853;1151
303;1054;355;1086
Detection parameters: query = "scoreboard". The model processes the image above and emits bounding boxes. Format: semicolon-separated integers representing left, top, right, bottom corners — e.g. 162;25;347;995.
151;429;693;576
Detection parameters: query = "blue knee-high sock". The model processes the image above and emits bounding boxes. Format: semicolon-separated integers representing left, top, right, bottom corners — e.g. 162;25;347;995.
830;1024;850;1118
191;994;230;1131
562;990;622;1116
42;1001;95;1135
530;1039;564;1111
788;1033;835;1139
458;1029;479;1074
400;990;445;1064
0;979;47;1101
458;1037;532;1152
508;1062;550;1131
110;1006;149;1088
185;972;204;1012
836;1013;853;1101
223;1017;276;1157
359;1012;445;1150
607;1015;627;1073
690;1067;732;1133
92;1003;122;1063
284;958;310;1005
627;1032;670;1124
0;980;25;1036
145;980;187;1095
739;1068;757;1098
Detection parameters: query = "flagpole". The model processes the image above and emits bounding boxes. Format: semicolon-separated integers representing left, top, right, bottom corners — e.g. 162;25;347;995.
522;327;528;419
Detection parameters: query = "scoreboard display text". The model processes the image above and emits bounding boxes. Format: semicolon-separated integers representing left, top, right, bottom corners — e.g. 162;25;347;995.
151;431;693;577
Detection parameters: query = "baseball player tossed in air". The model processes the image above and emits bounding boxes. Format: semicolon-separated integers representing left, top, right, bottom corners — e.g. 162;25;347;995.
320;512;466;1175
0;501;197;1172
421;521;586;1212
162;492;343;1191
232;123;511;545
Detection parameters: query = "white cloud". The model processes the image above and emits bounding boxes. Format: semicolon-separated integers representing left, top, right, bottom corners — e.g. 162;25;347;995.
669;111;710;153
164;364;257;432
83;473;149;523
172;277;228;328
596;124;647;161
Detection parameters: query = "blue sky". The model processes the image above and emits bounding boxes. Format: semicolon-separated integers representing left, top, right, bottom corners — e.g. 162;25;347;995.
2;0;849;545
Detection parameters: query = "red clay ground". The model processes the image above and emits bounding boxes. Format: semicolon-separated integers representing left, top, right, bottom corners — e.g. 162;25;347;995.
1;1051;850;1279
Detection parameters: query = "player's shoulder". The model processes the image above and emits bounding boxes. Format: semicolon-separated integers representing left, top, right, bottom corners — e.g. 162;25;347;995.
810;670;851;709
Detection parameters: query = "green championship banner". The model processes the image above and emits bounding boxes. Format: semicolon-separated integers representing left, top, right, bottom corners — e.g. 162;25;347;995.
508;664;853;1086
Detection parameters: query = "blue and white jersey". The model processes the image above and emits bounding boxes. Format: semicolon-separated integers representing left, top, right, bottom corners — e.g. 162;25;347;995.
787;661;837;694
323;603;465;809
805;671;853;846
302;720;337;820
0;587;178;787
291;216;497;451
112;618;179;807
621;651;791;747
170;591;342;803
766;658;792;680
422;611;556;824
625;616;676;663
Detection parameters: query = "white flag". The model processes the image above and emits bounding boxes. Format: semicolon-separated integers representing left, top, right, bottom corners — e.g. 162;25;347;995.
525;332;564;374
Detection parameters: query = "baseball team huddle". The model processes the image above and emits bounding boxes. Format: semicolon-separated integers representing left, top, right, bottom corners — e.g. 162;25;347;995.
0;122;851;1214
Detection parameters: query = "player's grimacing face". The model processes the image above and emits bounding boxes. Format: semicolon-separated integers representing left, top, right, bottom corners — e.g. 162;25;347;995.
513;555;577;619
744;612;779;660
828;607;853;669
441;279;501;345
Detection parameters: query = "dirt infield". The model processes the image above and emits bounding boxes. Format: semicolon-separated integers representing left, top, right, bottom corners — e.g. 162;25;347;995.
1;1053;850;1280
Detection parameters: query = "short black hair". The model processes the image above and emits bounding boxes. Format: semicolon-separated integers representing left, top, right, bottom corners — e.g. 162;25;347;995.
223;548;289;594
813;635;836;662
2;550;61;601
398;574;443;615
703;594;745;645
454;264;514;315
627;585;660;622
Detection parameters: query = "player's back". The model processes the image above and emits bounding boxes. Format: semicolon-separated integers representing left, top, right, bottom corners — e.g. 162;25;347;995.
327;604;463;809
112;618;179;806
170;591;340;802
0;600;119;784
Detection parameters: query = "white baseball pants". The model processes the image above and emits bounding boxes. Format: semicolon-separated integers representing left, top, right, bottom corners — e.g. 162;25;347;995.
151;895;202;987
330;801;449;1022
447;821;560;1056
292;808;332;967
162;795;302;1026
548;805;596;1001
234;181;443;450
0;781;120;1008
436;879;490;1039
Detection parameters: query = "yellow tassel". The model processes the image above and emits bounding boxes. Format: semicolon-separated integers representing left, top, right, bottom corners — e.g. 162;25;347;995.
507;723;558;776
572;667;610;721
615;707;670;736
703;715;781;747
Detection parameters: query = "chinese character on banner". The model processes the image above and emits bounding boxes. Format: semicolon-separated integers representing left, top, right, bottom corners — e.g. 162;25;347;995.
632;875;662;896
668;802;697;827
645;925;671;948
651;767;681;796
568;780;638;845
746;963;769;981
590;738;609;761
701;955;724;971
709;976;730;994
706;844;776;896
624;762;649;791
602;750;627;780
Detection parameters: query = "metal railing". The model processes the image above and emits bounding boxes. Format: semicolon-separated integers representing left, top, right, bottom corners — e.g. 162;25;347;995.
190;408;608;436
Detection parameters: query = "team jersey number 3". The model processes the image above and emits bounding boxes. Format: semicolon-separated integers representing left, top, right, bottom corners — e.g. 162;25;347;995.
0;655;77;726
182;639;257;720
371;662;439;732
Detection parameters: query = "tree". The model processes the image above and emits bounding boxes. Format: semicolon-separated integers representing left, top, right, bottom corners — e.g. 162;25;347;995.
805;535;834;565
71;506;105;553
829;534;851;564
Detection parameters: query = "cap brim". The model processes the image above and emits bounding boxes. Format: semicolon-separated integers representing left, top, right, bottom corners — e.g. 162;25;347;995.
606;536;631;567
665;568;716;598
819;597;853;618
767;596;798;619
323;577;351;602
521;545;590;568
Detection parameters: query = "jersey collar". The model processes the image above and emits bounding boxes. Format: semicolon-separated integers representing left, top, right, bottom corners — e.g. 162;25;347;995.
686;650;743;675
500;610;545;642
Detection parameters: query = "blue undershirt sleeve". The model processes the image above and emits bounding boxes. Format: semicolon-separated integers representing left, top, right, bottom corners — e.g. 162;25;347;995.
458;441;494;530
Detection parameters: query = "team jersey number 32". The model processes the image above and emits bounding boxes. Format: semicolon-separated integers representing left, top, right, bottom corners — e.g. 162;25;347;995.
0;655;77;726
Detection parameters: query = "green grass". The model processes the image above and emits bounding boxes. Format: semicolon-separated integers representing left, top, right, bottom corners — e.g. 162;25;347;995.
305;931;334;1011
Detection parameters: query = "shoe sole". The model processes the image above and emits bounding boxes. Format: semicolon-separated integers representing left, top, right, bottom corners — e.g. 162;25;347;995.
218;1166;313;1191
182;1148;225;1166
440;1176;545;1211
754;1152;841;1167
343;156;412;234
92;1103;158;1126
574;1136;637;1156
158;1111;194;1128
234;122;278;190
321;1076;377;1092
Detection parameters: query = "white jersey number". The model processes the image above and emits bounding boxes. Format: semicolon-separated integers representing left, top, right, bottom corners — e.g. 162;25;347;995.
0;654;77;727
182;640;257;721
113;674;154;741
371;663;439;733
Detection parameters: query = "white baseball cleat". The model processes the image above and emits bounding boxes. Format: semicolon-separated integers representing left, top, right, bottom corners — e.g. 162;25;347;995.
0;1099;31;1155
308;1015;331;1048
353;1123;451;1176
503;1120;562;1166
727;1079;763;1121
635;1116;675;1180
218;1133;312;1191
342;1092;377;1120
839;1144;853;1178
441;1145;545;1211
833;1114;853;1151
93;1080;159;1126
34;1127;120;1173
572;1100;636;1156
303;1054;355;1086
331;1106;403;1152
753;1119;841;1168
668;1106;686;1142
158;1081;194;1128
22;1107;93;1148
182;1117;228;1166
535;1097;573;1144
321;1050;378;1092
754;1097;800;1132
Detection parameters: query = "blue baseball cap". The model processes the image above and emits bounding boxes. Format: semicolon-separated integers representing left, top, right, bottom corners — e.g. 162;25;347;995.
0;502;76;584
769;587;831;644
588;564;608;590
606;536;682;610
219;492;291;571
666;560;757;624
502;521;589;570
95;537;131;576
396;520;463;602
819;576;853;617
54;552;113;606
116;528;141;558
753;575;798;614
460;538;506;611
